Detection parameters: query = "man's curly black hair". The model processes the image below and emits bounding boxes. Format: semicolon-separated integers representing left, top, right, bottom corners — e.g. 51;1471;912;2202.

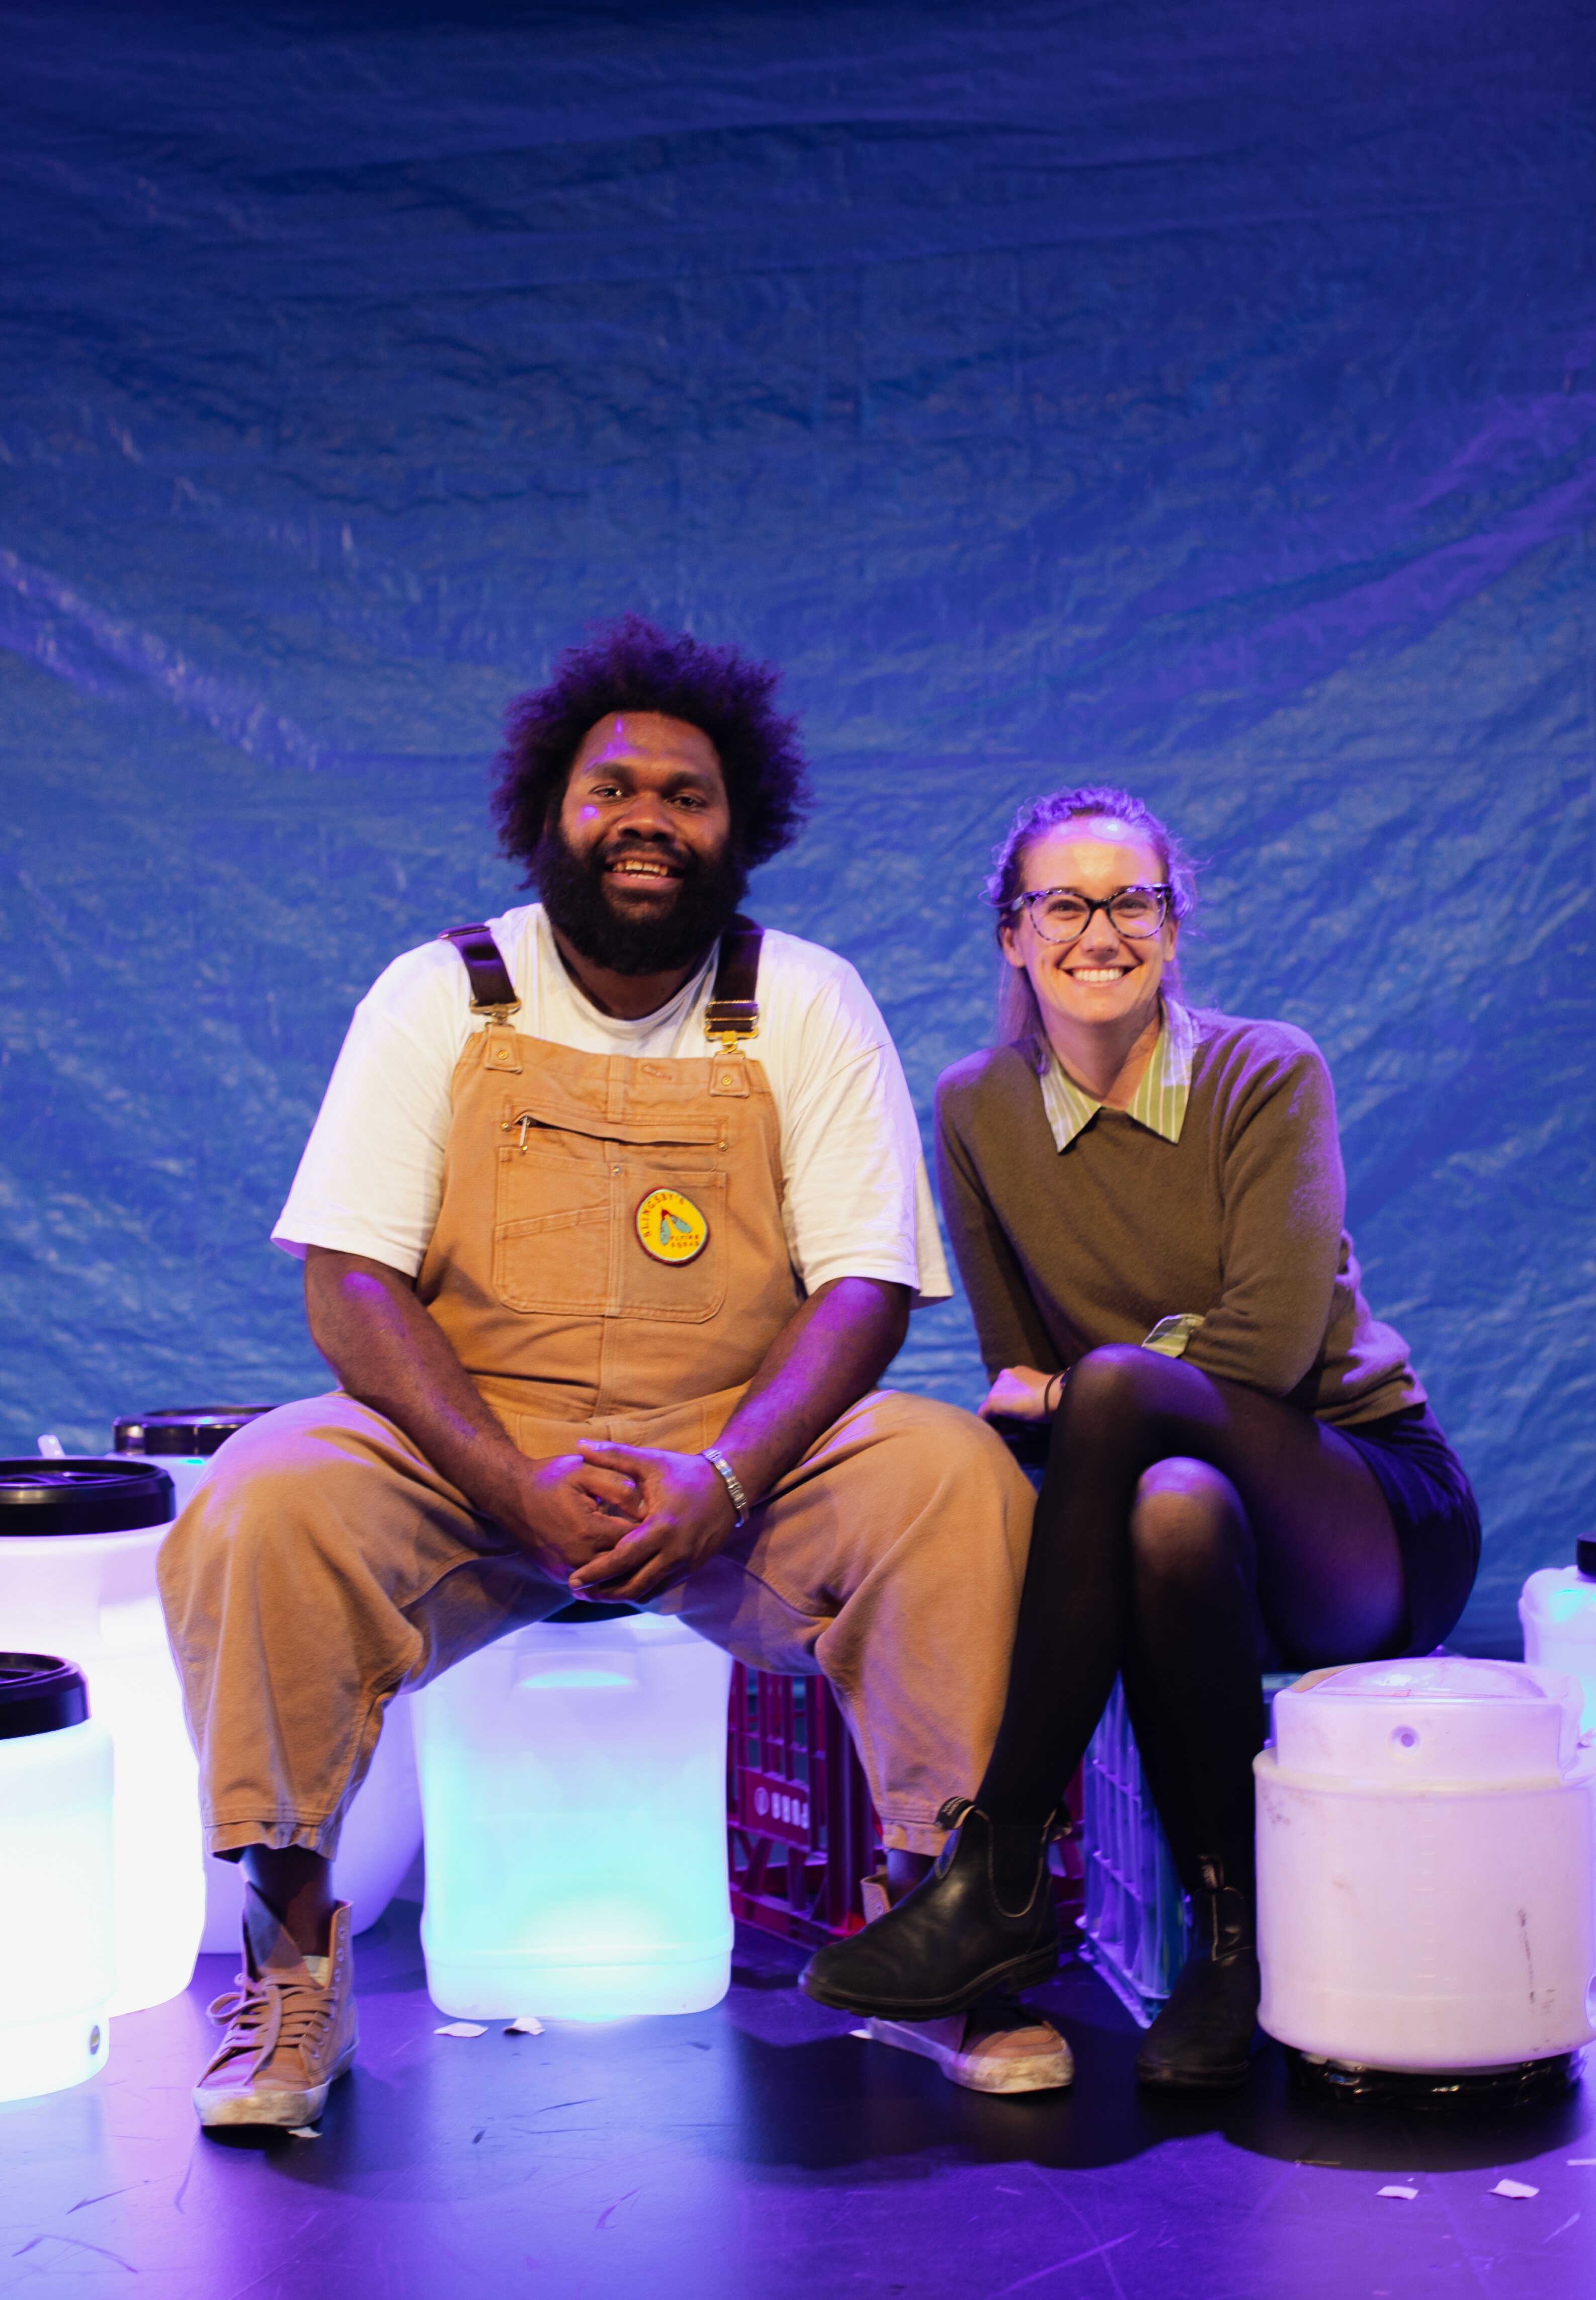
491;616;812;876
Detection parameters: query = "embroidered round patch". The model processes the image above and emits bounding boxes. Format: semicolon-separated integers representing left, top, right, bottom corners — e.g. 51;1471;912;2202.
635;1187;710;1265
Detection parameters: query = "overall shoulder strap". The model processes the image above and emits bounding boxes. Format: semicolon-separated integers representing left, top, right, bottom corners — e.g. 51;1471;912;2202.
704;915;763;1049
438;923;521;1022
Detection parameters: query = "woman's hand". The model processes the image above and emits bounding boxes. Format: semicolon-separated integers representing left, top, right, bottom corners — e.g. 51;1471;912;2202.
977;1366;1060;1423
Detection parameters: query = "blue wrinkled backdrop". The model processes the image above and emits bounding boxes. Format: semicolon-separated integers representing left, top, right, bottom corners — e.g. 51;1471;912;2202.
2;1;1592;1651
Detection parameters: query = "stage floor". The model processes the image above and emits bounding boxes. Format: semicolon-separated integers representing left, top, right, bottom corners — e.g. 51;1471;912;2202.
3;1899;1592;2298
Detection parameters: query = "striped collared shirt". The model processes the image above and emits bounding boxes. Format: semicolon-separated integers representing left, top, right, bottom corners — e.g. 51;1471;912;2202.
1037;995;1201;1153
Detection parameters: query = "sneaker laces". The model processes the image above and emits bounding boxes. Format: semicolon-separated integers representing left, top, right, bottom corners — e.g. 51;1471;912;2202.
203;1967;331;2086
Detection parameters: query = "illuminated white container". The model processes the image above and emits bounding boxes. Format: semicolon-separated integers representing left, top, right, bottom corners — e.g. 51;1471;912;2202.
0;1657;115;2102
1257;1656;1596;2071
1521;1547;1596;1734
198;1694;423;1950
412;1611;733;2019
106;1409;424;1956
1;1462;204;2015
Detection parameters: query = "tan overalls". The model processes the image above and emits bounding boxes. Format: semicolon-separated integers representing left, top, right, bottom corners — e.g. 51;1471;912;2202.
159;928;1035;1856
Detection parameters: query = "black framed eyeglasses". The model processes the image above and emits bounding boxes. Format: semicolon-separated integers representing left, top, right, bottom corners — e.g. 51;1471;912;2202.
1007;883;1173;945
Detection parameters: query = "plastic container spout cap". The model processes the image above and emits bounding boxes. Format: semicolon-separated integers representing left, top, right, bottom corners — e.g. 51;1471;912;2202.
1577;1536;1596;1581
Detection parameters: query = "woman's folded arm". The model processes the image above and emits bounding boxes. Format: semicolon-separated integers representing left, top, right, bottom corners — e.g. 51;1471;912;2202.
1180;1040;1345;1397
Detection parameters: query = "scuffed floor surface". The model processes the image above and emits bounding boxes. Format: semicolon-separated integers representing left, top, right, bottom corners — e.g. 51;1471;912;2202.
2;1901;1593;2298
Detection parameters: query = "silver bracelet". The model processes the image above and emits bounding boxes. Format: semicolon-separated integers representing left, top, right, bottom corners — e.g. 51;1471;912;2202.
702;1446;750;1528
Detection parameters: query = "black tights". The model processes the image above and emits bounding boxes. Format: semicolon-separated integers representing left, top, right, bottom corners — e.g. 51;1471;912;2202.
977;1345;1407;1898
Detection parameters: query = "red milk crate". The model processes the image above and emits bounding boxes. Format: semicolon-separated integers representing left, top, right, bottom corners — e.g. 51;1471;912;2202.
726;1662;1087;1949
726;1663;878;1946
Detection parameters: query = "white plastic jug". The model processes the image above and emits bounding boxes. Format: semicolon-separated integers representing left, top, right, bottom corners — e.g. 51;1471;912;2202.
412;1609;733;2020
0;1657;115;2103
104;1408;424;1954
1257;1655;1596;2072
1;1460;204;2015
197;1693;423;1951
1520;1542;1596;1733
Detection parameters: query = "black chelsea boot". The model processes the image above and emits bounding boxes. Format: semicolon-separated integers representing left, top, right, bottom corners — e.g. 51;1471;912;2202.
800;1800;1060;2020
1134;1855;1260;2089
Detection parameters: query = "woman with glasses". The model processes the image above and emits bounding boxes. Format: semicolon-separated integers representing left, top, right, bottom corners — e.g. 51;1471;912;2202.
802;784;1479;2090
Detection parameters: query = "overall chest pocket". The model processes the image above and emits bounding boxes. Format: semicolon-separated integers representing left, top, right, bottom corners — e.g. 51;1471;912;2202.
492;1131;728;1323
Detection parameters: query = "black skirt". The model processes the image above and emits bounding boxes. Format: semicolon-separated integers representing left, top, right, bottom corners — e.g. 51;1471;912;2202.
1336;1402;1481;1656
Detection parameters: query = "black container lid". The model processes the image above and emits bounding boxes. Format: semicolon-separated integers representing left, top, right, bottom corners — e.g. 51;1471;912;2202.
1578;1537;1596;1581
0;1459;176;1536
0;1653;89;1739
113;1406;276;1458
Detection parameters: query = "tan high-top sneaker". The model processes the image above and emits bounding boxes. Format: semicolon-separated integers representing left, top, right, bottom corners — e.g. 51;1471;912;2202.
864;2005;1074;2093
193;1883;358;2127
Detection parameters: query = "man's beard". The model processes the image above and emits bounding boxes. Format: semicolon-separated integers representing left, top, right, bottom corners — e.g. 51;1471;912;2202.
532;826;748;977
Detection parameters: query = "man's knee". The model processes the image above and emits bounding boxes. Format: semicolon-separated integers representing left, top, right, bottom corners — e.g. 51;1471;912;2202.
1128;1456;1246;1581
854;1391;1034;1509
186;1396;343;1498
161;1398;388;1598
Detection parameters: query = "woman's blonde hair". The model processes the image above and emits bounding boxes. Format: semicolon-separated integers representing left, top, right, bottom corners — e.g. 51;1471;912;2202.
986;784;1199;1047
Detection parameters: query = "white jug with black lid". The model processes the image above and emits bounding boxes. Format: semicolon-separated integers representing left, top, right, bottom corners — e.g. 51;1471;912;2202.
0;1654;115;2101
106;1406;425;1951
0;1459;200;2016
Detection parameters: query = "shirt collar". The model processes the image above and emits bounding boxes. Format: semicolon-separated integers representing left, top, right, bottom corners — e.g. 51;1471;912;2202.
1037;996;1199;1152
536;906;716;1042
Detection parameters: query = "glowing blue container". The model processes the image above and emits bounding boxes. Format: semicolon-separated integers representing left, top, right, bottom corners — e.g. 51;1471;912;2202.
411;1611;733;2019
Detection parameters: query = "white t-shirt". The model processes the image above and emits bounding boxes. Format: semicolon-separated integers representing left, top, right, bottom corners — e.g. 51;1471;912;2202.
274;903;952;1305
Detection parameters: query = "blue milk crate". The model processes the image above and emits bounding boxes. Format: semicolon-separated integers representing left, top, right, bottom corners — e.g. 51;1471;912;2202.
1080;1679;1190;2024
1080;1673;1299;2026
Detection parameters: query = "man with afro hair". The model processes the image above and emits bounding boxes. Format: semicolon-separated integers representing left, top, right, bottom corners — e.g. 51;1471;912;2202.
160;618;1045;2133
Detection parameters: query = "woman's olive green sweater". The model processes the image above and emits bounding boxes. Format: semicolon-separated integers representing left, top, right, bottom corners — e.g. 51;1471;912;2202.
934;1011;1419;1426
